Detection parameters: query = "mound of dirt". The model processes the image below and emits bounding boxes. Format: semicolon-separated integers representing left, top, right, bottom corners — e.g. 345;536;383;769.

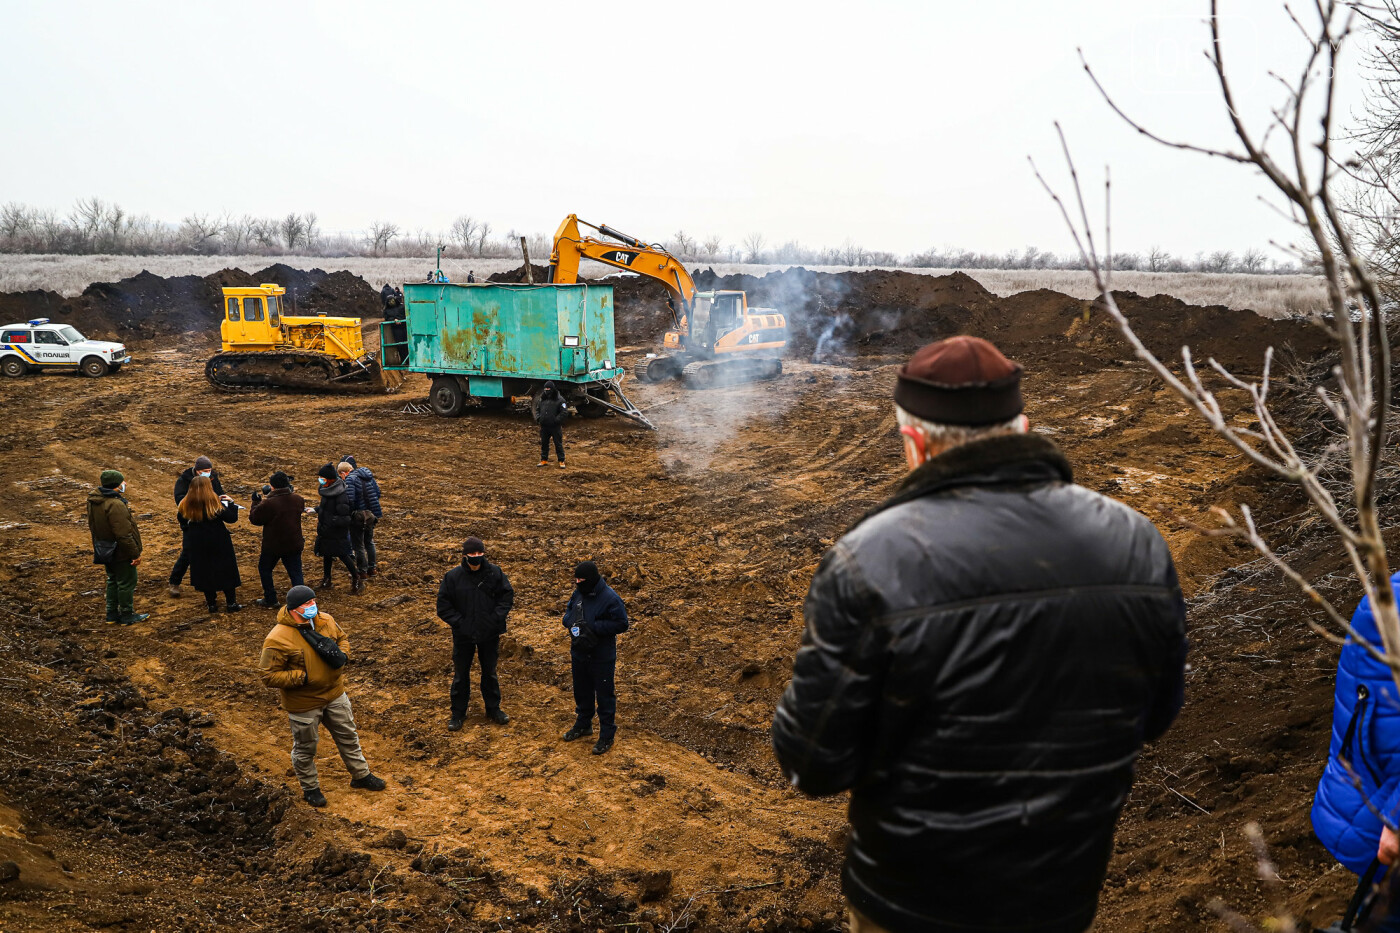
0;265;382;342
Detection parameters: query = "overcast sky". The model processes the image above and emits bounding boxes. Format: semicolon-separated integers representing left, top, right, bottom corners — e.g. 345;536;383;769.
0;1;1370;259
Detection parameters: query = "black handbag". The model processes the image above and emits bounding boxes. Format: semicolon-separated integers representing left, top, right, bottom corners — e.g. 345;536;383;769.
298;625;347;670
92;539;117;566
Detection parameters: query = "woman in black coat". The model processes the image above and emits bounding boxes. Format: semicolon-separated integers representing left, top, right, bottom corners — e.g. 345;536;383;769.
313;463;359;592
176;475;242;612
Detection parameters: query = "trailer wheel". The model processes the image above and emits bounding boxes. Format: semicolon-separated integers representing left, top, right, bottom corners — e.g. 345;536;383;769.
1;357;26;377
430;376;465;417
578;386;609;418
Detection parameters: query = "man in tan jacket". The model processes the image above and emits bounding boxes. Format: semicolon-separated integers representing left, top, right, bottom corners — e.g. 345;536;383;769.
258;584;387;807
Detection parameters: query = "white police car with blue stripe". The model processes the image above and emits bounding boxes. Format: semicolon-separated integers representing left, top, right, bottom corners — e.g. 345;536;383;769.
1;318;131;378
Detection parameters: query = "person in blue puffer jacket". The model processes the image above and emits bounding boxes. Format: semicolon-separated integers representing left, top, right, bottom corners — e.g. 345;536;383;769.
1313;575;1400;929
338;456;383;577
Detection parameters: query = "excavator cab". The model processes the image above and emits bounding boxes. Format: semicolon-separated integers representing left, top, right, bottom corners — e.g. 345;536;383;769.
689;291;746;350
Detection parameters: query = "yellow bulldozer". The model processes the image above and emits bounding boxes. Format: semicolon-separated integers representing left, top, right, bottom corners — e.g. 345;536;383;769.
205;284;401;392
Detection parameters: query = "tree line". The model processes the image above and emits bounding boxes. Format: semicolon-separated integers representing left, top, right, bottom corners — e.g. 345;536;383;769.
0;199;1302;274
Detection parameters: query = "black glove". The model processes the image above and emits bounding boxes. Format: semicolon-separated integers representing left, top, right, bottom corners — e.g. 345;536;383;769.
252;491;263;506
572;623;599;650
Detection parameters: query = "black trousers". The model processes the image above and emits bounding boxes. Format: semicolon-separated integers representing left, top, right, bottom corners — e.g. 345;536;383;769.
540;423;564;461
322;554;357;579
571;646;616;739
169;549;190;586
258;551;304;602
203;588;238;608
350;518;377;574
450;631;501;717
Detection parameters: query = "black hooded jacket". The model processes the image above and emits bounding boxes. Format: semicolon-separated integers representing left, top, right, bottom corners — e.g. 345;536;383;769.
771;433;1187;933
436;558;515;642
173;468;224;505
536;384;569;428
313;476;353;559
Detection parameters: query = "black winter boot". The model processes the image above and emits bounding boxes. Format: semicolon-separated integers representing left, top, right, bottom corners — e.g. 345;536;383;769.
350;573;363;595
318;574;333;590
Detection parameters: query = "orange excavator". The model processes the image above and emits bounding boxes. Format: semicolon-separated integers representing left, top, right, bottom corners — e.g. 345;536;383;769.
547;214;787;388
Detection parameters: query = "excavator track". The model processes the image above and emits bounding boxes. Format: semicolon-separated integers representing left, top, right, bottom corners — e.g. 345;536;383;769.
205;350;387;394
632;356;684;384
680;357;783;390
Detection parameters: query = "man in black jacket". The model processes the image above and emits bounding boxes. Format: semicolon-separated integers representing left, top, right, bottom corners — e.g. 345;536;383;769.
169;455;223;597
561;561;629;755
771;336;1188;933
436;537;515;731
249;471;306;609
536;382;569;469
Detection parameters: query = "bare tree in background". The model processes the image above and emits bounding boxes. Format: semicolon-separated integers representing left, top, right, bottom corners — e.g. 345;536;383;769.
743;232;767;263
474;221;492;258
1342;2;1400;300
702;235;724;261
451;215;479;254
1147;244;1170;271
180;214;222;253
303;212;319;247
280;213;307;250
670;230;696;259
367;220;400;257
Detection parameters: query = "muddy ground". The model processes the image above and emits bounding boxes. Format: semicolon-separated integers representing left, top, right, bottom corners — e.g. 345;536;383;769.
0;265;1364;931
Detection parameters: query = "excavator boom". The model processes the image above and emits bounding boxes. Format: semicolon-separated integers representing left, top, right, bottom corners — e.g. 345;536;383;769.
548;213;786;389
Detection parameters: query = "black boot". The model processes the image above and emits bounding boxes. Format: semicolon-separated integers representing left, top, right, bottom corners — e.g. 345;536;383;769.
318;574;333;590
350;573;363;595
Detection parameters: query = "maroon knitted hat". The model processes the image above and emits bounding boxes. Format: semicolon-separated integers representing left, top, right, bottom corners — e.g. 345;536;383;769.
894;336;1024;426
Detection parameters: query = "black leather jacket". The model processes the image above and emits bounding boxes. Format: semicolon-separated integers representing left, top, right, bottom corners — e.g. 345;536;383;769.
772;434;1187;933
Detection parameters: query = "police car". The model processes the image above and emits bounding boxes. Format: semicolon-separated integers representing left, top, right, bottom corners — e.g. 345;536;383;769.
0;318;131;378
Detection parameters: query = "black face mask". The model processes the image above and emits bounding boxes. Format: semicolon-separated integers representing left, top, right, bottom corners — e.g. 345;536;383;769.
466;555;484;567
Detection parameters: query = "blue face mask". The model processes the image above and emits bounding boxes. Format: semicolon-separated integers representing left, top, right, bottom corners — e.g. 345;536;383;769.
199;470;211;478
318;477;326;486
300;603;318;620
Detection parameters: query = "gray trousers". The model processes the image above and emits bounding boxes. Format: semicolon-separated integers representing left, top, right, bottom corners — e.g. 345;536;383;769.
286;693;370;792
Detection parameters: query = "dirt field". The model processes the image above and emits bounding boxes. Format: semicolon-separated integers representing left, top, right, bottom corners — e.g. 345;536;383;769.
0;265;1364;932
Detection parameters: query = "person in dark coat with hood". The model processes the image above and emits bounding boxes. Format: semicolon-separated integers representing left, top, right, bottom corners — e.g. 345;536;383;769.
771;337;1187;933
312;463;359;594
177;474;243;613
169;455;224;597
249;470;306;609
536;382;569;468
436;536;515;730
561;561;629;755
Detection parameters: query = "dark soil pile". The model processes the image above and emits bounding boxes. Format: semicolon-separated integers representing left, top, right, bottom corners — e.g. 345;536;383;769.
0;265;382;342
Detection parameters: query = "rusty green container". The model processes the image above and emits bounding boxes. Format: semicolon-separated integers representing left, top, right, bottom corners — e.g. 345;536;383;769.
380;282;629;418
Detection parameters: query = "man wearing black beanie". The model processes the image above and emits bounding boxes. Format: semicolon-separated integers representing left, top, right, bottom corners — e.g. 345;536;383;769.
436;537;515;731
561;560;629;755
772;336;1188;933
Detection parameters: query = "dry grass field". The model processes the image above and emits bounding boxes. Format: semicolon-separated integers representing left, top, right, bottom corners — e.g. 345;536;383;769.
0;253;1328;318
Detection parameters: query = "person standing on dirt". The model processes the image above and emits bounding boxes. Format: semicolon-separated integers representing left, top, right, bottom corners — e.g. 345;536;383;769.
177;475;243;614
339;456;383;578
168;455;223;598
249;471;306;609
536;381;569;469
436;536;515;731
1312;578;1400;930
561;561;629;755
87;469;148;625
258;584;387;808
311;463;360;595
771;336;1188;933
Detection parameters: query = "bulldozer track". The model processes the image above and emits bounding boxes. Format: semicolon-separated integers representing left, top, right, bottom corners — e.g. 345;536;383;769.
204;350;389;394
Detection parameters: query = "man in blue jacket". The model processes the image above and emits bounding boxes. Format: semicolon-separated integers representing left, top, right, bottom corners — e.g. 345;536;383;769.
338;456;383;578
1313;578;1400;929
561;561;629;755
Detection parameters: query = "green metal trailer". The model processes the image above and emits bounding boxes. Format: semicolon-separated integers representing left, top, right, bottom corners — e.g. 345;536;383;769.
380;282;652;427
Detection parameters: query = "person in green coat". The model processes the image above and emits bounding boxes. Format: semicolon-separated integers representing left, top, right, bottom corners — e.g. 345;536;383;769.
87;469;148;624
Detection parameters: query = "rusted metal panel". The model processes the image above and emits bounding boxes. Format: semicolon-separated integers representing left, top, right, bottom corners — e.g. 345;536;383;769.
397;283;621;383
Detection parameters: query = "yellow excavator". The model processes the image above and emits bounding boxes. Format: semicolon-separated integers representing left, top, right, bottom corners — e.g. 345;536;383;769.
547;214;787;388
205;284;401;392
